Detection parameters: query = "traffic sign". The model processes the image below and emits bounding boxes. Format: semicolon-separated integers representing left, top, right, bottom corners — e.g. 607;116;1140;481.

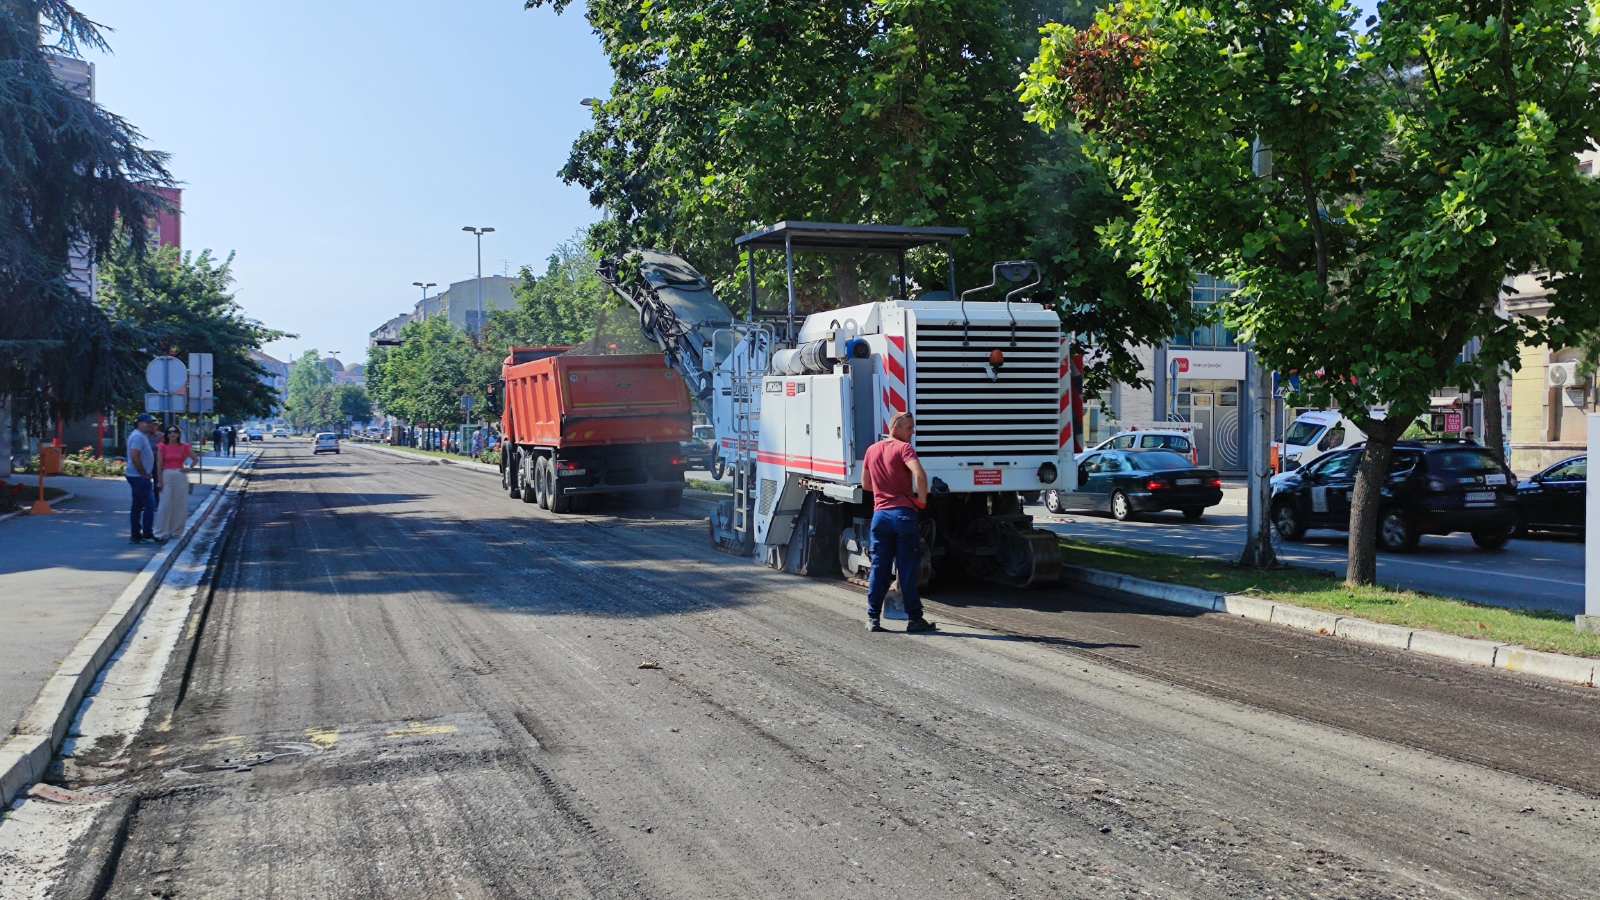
187;353;214;413
145;356;188;395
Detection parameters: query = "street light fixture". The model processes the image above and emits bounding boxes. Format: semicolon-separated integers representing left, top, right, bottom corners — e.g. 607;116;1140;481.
461;226;495;338
411;281;437;320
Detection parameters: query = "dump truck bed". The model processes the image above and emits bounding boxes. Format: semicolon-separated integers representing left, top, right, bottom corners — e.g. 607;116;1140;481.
501;353;691;450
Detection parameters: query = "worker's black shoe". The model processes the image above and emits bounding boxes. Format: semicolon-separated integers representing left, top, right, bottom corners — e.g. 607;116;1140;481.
905;618;938;634
867;619;886;633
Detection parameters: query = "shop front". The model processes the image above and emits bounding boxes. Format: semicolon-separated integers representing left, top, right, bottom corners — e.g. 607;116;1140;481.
1166;349;1248;471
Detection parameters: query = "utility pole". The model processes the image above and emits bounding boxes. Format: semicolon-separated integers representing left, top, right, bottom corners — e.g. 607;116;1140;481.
1241;134;1277;567
461;226;495;339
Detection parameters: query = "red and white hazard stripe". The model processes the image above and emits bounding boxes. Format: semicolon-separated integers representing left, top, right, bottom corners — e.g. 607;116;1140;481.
1058;335;1074;452
881;333;908;433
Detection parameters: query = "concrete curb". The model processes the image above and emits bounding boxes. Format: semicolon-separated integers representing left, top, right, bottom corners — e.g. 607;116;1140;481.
1060;565;1598;690
356;442;502;476
0;490;78;526
0;452;257;809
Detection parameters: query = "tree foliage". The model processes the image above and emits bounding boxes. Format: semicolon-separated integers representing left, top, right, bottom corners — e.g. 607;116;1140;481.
1;1;171;416
363;318;479;428
1022;0;1600;583
285;350;337;431
97;237;287;420
526;0;1186;392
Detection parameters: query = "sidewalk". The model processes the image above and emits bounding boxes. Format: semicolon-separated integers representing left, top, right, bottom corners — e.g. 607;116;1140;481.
0;453;249;739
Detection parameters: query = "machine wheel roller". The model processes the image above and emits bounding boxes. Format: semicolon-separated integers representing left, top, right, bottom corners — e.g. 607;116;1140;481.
994;527;1063;588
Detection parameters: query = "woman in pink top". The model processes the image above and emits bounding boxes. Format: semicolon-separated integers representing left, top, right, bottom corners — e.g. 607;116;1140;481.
154;425;196;540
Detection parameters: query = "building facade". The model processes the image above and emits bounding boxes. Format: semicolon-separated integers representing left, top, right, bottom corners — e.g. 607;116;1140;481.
250;350;289;417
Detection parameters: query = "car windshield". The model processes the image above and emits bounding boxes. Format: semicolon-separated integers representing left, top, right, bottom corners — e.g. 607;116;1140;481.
1427;448;1501;476
693;426;715;440
1129;451;1194;471
1138;434;1191;451
1283;421;1325;445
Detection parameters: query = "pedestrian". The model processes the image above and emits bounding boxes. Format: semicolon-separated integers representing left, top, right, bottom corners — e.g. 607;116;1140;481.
860;412;936;634
211;424;223;454
223;425;236;457
153;425;196;540
124;414;159;544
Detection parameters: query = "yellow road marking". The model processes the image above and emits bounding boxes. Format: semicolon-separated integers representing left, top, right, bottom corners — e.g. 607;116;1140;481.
385;721;458;738
306;727;339;749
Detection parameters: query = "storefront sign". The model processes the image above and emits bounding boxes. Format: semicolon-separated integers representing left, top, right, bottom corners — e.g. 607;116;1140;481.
1169;350;1246;381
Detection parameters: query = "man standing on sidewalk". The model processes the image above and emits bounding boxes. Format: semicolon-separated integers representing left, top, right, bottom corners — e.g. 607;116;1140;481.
222;425;235;458
124;415;159;544
860;412;936;634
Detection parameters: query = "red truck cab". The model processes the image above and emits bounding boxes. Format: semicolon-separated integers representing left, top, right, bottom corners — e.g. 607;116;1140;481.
497;348;691;513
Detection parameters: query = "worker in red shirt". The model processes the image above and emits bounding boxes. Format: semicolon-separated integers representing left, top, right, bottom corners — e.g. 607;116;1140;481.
860;412;936;634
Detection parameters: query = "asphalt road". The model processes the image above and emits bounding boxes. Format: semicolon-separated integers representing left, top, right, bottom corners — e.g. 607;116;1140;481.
1038;502;1586;614
59;445;1600;899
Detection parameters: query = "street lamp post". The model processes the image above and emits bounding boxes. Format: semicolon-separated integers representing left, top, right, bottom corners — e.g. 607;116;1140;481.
461;226;495;338
412;281;436;320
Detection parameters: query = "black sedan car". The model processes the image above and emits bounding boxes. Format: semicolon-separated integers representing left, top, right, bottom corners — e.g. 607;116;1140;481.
1042;450;1223;521
1270;440;1518;551
1516;455;1586;536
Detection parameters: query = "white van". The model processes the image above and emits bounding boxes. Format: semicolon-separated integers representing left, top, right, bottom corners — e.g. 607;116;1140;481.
1277;410;1368;471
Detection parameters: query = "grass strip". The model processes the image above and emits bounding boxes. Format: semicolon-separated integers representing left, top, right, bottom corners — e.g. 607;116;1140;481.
1058;538;1600;660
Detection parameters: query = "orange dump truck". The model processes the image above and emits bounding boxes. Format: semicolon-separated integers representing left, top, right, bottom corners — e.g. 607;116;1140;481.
496;347;691;513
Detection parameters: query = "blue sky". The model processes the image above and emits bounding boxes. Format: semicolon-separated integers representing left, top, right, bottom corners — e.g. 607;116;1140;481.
76;0;613;367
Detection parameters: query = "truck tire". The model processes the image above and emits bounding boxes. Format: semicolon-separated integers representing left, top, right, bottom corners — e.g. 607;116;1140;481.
548;459;573;513
534;457;550;509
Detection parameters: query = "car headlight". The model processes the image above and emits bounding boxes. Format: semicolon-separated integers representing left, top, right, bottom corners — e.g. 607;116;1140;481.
1037;462;1058;485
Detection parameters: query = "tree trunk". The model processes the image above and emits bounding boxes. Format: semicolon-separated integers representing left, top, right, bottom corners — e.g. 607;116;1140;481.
1345;416;1405;586
1482;373;1505;467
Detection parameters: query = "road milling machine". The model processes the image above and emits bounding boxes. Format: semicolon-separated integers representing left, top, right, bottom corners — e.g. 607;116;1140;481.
599;221;1075;588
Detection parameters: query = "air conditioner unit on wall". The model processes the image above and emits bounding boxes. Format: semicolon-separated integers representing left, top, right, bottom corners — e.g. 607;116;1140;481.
1546;361;1579;388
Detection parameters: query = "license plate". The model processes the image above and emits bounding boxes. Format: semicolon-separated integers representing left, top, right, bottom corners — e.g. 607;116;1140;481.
1177;478;1200;486
1484;473;1507;486
1465;491;1495;504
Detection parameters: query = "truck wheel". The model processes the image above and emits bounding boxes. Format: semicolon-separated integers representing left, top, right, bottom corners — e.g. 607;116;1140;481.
548;461;573;514
710;451;726;480
534;457;550;509
507;450;524;500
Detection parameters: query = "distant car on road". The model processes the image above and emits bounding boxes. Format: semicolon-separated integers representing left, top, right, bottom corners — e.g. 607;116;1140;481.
272;426;288;438
681;424;715;471
1517;455;1585;536
1080;429;1198;465
1270;440;1518;551
313;432;340;455
1044;449;1222;521
245;426;264;442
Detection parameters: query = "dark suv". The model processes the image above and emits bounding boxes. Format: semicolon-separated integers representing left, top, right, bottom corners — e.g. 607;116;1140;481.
1270;440;1518;551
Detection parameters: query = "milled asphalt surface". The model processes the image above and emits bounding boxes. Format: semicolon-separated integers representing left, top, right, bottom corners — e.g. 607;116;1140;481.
1039;504;1585;614
57;444;1600;898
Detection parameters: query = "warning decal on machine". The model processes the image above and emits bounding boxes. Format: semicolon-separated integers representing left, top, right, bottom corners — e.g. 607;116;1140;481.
973;469;1003;485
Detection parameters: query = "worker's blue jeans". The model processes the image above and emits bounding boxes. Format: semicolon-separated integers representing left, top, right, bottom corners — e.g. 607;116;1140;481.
125;475;155;539
866;507;922;621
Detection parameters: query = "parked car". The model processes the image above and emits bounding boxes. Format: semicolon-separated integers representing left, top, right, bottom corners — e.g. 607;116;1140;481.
1080;429;1198;465
313;432;340;455
1270;440;1518;551
681;424;715;470
1043;449;1222;521
1516;455;1586;536
1276;410;1368;472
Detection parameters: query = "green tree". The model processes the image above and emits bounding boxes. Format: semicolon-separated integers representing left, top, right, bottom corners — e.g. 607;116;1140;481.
366;318;477;428
526;0;1188;392
285;351;336;431
1;1;170;418
97;237;287;420
1023;0;1600;584
335;384;372;426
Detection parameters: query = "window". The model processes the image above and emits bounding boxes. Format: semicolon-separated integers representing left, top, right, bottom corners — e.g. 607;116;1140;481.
1427;448;1502;476
1109;435;1136;450
1389;452;1421;476
1317;426;1346;451
1171;276;1241;348
1283;420;1325;446
1080;453;1102;474
1545;458;1587;481
1140;434;1192;452
1101;453;1128;473
1313;452;1360;479
1130;451;1193;471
